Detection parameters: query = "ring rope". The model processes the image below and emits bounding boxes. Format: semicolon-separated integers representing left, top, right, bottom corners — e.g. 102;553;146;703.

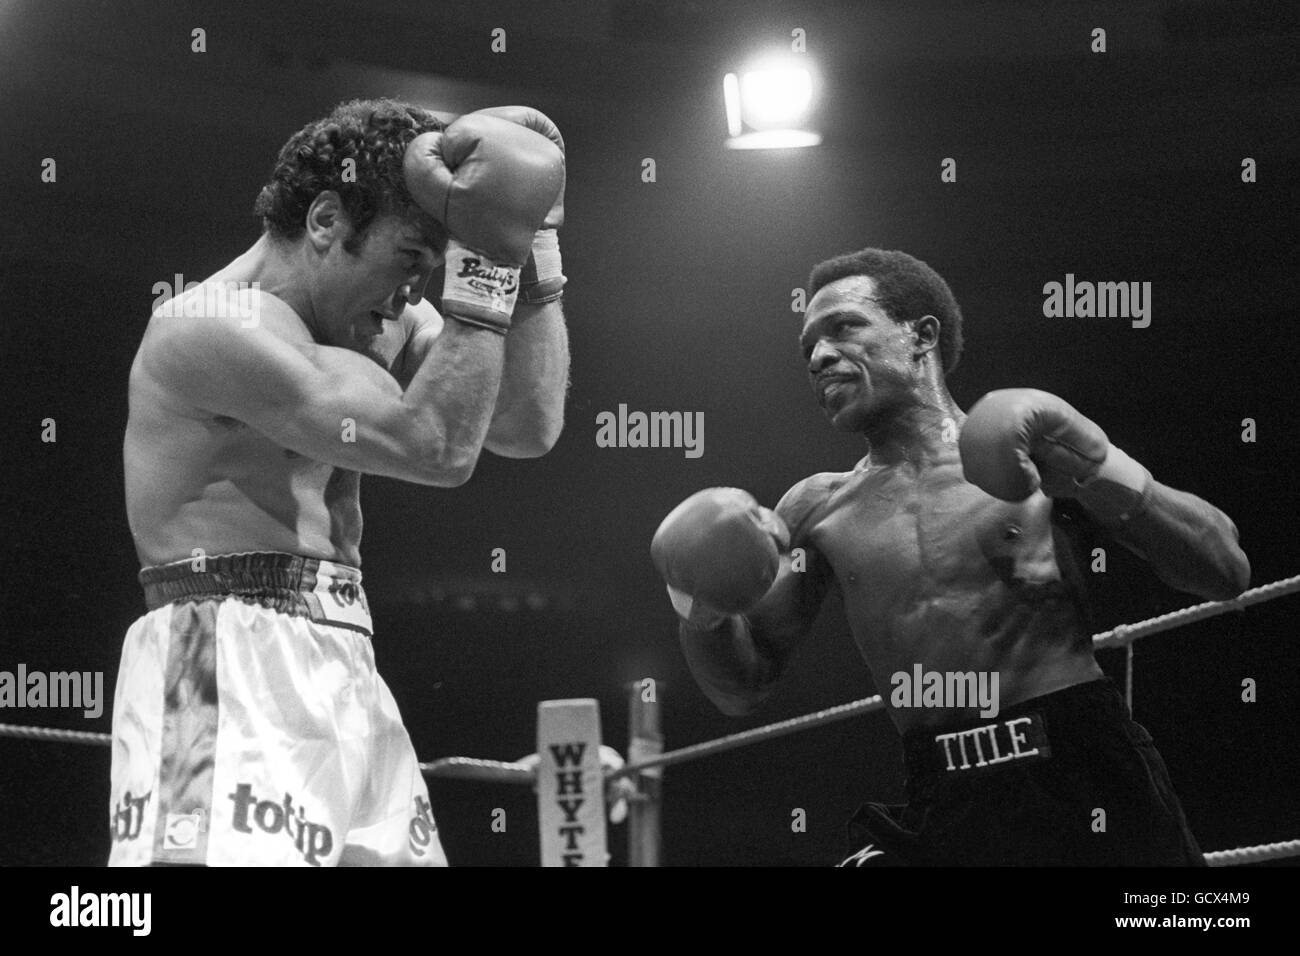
420;756;534;783
1204;840;1300;867
1091;574;1300;650
0;723;111;746
606;695;886;782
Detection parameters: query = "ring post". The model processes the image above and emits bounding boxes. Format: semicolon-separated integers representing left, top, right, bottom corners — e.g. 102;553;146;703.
628;681;663;867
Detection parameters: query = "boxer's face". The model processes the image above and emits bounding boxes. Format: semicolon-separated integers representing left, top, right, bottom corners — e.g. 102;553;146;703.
801;275;922;433
314;211;444;363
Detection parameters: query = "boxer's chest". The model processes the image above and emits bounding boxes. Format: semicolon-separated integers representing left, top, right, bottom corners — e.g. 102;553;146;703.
810;463;1062;597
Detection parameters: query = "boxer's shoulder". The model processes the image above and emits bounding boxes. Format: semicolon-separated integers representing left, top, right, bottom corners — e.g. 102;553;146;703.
131;286;311;434
145;282;303;344
776;468;856;536
138;284;310;395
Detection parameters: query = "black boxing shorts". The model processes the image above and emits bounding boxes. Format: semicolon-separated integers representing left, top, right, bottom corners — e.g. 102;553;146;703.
840;677;1205;866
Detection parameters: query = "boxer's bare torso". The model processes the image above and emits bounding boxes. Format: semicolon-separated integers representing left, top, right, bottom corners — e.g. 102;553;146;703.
777;448;1102;733
124;267;415;570
681;273;1245;743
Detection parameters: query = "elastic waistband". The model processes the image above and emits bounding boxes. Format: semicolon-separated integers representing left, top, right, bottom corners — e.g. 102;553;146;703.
901;678;1127;778
138;551;373;635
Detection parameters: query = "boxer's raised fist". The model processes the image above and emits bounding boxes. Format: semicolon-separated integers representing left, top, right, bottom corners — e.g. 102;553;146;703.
471;106;565;230
403;114;563;332
959;388;1150;521
651;488;789;622
471;106;568;304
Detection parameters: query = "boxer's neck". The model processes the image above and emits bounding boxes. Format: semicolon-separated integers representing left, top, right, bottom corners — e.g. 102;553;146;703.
861;382;966;471
223;233;322;338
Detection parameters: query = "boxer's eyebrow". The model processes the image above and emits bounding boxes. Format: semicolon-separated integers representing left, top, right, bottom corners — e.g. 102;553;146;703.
800;308;872;355
819;309;866;323
400;206;448;251
397;227;444;261
802;309;855;336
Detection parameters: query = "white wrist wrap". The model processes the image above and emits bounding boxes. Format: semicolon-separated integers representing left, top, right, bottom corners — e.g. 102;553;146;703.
520;229;566;304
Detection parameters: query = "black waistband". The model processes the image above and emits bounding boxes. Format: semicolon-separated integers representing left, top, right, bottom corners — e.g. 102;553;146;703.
139;551;365;615
901;678;1128;778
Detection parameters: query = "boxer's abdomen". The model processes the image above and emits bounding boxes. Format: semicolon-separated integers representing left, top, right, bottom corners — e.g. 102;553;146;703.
125;359;363;567
811;460;1101;732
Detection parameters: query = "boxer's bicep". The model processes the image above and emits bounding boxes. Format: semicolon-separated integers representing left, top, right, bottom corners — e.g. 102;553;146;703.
146;315;459;485
745;545;831;670
744;477;836;672
391;299;445;389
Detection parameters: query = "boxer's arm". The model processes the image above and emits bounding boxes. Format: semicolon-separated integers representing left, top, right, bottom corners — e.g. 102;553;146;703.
149;295;503;486
482;299;568;457
679;478;834;715
960;389;1251;602
395;299;568;457
1077;476;1251;601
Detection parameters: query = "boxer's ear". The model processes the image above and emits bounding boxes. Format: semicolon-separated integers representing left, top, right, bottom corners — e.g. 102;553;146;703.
913;314;940;358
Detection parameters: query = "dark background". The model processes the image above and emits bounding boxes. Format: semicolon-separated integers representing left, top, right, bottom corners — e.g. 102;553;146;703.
1;0;1297;866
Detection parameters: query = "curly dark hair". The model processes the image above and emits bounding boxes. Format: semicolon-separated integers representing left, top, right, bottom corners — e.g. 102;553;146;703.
808;248;965;376
254;98;448;254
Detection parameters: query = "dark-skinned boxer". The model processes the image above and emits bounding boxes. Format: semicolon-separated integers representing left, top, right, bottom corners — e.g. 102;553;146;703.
653;248;1249;866
112;100;567;866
